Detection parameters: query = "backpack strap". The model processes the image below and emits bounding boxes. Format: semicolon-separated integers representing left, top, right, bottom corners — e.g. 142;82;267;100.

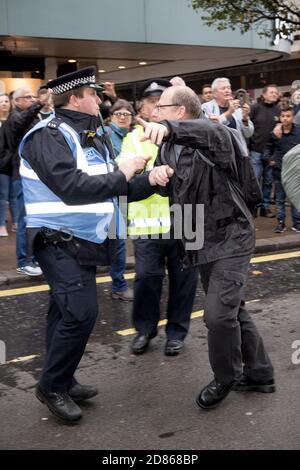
195;149;215;167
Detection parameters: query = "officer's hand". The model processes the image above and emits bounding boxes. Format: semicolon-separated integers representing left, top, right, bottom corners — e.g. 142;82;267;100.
118;156;151;181
148;165;174;186
137;117;169;145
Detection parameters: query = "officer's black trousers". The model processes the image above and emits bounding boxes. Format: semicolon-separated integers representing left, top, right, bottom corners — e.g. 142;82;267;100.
34;242;98;393
199;254;274;384
133;238;198;340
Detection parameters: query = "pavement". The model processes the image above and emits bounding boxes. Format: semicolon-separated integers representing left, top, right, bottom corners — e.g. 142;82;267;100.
0;206;300;288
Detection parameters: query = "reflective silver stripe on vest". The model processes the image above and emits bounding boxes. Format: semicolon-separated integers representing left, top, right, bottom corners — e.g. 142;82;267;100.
25;201;114;215
20;161;111;180
19;121;114;180
60;123;88;172
129;217;170;228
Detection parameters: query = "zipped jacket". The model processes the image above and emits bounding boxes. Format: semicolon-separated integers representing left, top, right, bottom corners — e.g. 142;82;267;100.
155;118;255;266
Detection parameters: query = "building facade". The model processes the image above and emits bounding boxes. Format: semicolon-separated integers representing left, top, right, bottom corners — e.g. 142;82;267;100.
0;0;293;96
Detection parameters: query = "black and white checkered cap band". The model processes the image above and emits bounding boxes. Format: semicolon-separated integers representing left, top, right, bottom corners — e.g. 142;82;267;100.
51;75;96;95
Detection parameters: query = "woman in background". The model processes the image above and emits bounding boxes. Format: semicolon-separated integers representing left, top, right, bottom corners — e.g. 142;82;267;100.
0;93;17;237
105;99;135;301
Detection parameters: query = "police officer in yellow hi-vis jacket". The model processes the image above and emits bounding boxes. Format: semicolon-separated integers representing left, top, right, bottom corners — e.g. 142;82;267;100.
119;79;198;357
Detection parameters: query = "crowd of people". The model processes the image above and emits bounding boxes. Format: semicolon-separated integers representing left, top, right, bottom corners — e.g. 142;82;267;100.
1;67;299;423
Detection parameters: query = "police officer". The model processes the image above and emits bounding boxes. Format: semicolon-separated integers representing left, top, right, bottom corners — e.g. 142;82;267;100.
19;67;172;423
120;79;198;357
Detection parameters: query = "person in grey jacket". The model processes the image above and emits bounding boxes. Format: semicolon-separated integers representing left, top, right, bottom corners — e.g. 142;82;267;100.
201;77;254;149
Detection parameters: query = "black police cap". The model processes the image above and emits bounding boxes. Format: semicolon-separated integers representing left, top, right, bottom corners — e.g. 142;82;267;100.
47;66;104;95
139;78;172;99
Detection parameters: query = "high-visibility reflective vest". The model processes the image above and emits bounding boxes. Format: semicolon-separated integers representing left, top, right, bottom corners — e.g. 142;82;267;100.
119;125;170;235
19;117;119;244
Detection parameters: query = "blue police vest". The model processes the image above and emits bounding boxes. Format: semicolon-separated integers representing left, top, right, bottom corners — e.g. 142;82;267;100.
19;117;120;244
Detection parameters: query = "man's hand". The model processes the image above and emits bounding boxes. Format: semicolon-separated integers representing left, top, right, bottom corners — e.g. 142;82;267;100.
242;103;250;121
273;123;283;139
148;165;174;186
38;90;52;107
227;99;240;115
102;82;117;100
118;156;151;181
136;117;169;145
208;113;221;123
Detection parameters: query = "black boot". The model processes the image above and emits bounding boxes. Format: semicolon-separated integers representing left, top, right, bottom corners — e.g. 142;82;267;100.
196;379;236;409
164;339;184;356
36;385;82;422
232;374;275;393
69;382;98;402
131;333;155;355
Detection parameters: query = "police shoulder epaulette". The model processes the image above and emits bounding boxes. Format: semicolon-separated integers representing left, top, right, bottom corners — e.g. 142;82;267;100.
47;117;61;129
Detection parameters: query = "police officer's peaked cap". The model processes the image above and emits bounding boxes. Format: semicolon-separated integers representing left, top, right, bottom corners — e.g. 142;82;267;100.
139;78;172;99
47;66;104;95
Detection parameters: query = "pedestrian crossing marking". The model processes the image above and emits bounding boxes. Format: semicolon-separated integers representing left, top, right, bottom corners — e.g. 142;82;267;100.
0;250;299;298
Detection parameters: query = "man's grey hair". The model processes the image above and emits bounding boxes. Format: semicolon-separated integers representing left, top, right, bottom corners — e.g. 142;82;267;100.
211;77;231;92
12;87;32;100
171;86;202;118
170;76;186;87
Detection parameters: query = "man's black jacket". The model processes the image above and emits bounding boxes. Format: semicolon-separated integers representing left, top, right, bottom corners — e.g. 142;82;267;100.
155;118;255;266
21;108;154;265
263;123;300;170
5;103;43;179
249;101;281;153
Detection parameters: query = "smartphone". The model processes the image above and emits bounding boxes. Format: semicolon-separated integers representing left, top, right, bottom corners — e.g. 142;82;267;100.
234;89;249;107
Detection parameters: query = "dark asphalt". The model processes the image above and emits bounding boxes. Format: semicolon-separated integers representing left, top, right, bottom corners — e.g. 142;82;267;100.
0;253;300;450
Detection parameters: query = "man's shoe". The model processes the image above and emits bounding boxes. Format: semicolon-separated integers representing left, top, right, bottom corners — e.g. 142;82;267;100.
0;226;8;237
165;339;184;356
35;385;82;422
292;222;300;233
111;288;134;301
196;379;236;409
274;221;286;233
69;382;98;402
16;264;43;276
260;207;276;218
131;333;154;355
232;374;275;393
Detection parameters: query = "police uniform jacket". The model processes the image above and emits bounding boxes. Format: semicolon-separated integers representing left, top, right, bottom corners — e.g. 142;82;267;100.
155;118;255;266
21;108;154;265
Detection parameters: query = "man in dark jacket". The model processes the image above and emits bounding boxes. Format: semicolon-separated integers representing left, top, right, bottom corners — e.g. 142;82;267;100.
249;84;281;217
264;106;300;233
140;85;275;410
19;66;171;423
5;87;50;275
